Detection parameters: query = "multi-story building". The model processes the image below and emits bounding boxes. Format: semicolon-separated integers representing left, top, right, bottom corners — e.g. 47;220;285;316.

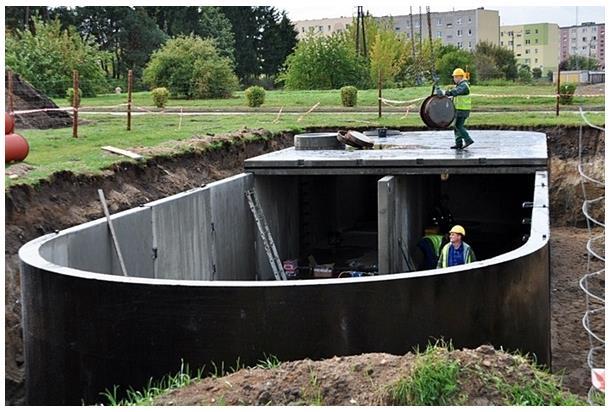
293;16;353;40
386;7;500;52
500;23;560;75
292;8;499;50
560;22;605;69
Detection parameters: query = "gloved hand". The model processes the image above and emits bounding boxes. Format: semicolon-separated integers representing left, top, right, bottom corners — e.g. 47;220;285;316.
435;87;444;97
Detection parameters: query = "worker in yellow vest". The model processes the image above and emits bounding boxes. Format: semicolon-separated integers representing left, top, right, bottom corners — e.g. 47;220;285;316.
436;68;474;150
437;225;476;268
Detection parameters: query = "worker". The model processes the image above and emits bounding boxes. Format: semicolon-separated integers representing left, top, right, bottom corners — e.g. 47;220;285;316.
417;220;445;270
435;68;474;150
437;225;476;268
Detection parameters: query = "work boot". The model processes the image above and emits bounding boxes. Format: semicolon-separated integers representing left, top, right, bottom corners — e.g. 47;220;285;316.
463;140;474;149
450;144;463;149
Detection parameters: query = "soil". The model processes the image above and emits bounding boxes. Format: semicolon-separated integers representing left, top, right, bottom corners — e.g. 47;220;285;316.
151;345;573;406
4;126;604;405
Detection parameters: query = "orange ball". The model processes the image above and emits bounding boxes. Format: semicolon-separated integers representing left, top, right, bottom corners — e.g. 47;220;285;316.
5;133;29;162
5;112;15;134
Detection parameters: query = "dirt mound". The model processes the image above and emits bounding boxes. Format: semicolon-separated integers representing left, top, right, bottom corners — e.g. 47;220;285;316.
151;345;580;406
5;71;72;129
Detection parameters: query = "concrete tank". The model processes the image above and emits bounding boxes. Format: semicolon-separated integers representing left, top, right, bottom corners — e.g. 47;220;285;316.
19;130;551;405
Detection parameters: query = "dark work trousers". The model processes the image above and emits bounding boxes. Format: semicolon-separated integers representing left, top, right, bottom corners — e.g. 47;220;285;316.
453;110;473;146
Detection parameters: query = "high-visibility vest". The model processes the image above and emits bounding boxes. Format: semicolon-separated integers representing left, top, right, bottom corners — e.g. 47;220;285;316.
438;241;475;268
454;81;471;111
424;234;443;257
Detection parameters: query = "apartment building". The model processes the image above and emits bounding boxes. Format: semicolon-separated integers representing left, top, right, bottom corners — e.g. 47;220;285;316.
292;8;499;49
293;16;353;39
500;23;560;75
387;7;500;52
560;22;605;69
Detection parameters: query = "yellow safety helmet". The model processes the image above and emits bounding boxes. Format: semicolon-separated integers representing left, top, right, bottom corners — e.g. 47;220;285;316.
449;225;466;236
452;68;465;77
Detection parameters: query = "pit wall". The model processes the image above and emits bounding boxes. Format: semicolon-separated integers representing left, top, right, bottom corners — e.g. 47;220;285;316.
20;171;550;405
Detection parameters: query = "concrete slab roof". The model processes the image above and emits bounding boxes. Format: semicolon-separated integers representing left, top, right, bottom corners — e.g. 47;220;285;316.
245;130;548;175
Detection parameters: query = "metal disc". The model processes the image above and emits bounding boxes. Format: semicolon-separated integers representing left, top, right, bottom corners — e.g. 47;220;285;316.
420;95;456;129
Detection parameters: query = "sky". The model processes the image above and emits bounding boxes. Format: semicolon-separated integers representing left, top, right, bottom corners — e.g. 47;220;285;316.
265;0;605;26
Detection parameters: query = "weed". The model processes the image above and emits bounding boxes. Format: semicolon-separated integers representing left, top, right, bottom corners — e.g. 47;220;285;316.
100;359;203;406
301;367;324;406
256;353;281;370
389;342;460;406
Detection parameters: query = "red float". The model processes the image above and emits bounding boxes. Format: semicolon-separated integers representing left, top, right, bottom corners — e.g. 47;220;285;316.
5;133;30;162
5;112;15;134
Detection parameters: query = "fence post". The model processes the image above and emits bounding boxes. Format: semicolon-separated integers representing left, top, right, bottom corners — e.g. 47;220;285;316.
556;64;561;117
7;70;14;114
378;68;382;119
72;70;79;138
127;69;133;131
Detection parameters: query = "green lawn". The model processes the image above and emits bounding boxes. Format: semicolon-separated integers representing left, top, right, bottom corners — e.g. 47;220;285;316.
79;85;603;111
6;110;605;188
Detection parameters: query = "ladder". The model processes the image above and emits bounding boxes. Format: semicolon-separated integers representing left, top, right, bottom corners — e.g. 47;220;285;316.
245;189;287;281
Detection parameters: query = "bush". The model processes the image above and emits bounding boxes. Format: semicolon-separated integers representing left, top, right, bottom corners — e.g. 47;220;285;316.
517;65;532;84
245;86;266;107
559;83;577;105
340;86;358;107
151;87;170;108
436;50;477;84
280;33;370;90
143;35;239;99
532;68;542;79
65;87;82;104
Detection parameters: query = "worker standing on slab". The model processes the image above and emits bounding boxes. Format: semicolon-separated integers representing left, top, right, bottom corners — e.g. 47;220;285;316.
436;68;474;150
437;225;476;268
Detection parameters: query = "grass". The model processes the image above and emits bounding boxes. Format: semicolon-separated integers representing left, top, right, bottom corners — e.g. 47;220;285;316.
302;368;324;406
100;359;203;406
389;342;461;406
6;110;605;188
79;85;604;111
256;353;282;370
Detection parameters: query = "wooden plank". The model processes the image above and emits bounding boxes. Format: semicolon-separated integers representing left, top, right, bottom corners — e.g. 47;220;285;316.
101;146;143;160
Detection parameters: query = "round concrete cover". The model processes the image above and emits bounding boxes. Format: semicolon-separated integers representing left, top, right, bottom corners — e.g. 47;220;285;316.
420;96;456;129
295;133;345;150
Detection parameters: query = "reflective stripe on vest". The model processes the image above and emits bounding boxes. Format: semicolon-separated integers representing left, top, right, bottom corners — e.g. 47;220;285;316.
454;82;471;110
439;242;474;268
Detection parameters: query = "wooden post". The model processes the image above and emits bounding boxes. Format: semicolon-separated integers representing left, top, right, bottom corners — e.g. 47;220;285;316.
378;68;382;118
7;70;14;114
127;69;133;131
556;64;561;117
72;70;79;138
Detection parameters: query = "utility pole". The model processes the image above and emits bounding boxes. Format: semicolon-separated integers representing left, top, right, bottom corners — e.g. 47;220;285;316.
355;6;367;58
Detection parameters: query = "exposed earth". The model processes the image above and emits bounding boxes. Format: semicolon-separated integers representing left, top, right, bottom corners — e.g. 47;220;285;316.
4;125;605;405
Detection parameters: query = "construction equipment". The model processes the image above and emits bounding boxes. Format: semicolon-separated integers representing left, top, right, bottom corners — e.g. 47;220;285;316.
245;189;287;281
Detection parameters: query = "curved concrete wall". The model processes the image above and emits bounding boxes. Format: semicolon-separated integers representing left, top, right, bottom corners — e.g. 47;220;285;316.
19;171;550;405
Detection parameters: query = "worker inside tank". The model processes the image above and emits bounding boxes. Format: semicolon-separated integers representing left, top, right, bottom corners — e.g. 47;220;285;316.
437;225;476;268
435;68;474;150
417;216;445;270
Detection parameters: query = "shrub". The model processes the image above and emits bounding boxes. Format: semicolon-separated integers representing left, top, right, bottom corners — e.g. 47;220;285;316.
532;68;542;79
340;86;358;107
143;35;239;99
151;87;170;108
245;86;266;107
517;65;533;84
559;83;577;105
65;87;82;104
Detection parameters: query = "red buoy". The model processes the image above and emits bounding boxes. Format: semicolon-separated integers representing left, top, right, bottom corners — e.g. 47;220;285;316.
5;112;15;134
5;133;30;162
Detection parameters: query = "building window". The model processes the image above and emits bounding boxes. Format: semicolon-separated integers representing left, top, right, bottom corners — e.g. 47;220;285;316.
535;39;538;44
535;29;539;34
436;18;442;26
346;24;350;29
446;22;452;27
535;58;538;63
327;25;331;31
468;17;472;23
457;29;462;36
508;31;513;36
525;39;530;45
457;42;463;48
582;28;587;32
319;26;323;32
468;29;472;36
525;59;530;64
525;49;530;54
301;27;305;32
457;17;462;24
501;41;504;46
525;29;531;34
501;31;504;36
395;27;400;31
508;40;513;46
468;41;472;48
436;31;442;38
535;48;538;53
582;37;587;41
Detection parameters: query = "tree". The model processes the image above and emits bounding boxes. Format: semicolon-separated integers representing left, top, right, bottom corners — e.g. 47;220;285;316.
221;6;259;82
473;41;517;81
517;64;532;83
198;7;235;60
532;67;542;79
144;6;202;37
369;30;408;87
259;9;298;77
280;33;369;90
436;49;476;84
560;55;600;70
5;18;110;97
143;35;238;98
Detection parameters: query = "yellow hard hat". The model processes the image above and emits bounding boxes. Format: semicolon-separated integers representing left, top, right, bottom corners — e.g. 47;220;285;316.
452;68;465;77
449;225;466;236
